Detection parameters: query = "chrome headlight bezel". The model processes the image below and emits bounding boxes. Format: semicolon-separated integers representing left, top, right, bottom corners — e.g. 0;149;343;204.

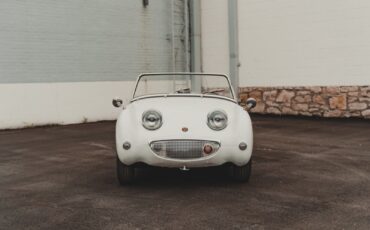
207;110;228;131
142;110;162;130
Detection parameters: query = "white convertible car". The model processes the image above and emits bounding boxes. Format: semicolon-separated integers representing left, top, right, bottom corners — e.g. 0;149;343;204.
113;73;256;184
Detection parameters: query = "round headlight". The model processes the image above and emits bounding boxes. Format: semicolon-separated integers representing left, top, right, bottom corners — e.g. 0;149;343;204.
142;110;162;130
207;110;228;131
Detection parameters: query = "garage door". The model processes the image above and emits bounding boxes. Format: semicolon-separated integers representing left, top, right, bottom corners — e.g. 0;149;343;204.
0;0;186;83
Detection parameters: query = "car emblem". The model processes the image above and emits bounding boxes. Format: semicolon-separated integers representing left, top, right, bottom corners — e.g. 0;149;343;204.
182;127;188;132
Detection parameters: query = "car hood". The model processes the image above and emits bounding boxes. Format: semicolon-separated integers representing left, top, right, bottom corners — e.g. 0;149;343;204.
117;96;251;142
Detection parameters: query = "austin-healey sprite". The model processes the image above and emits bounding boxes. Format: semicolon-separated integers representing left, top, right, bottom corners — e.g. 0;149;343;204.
113;73;256;184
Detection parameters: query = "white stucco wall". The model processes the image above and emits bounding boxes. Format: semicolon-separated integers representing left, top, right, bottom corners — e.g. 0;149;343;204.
0;0;186;129
201;0;370;87
0;82;135;129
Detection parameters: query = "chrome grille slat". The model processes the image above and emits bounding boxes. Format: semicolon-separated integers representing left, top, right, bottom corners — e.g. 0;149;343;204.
150;140;220;160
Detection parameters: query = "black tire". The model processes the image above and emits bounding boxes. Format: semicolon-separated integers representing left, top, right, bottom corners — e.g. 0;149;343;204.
231;159;252;182
116;157;135;185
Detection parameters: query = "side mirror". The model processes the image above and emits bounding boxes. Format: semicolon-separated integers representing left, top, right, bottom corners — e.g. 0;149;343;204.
112;98;123;108
246;98;257;111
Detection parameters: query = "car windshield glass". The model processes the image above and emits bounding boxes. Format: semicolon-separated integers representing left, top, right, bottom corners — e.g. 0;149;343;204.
133;74;234;99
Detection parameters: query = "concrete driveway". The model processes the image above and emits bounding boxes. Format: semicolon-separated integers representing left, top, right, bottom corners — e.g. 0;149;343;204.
0;116;370;229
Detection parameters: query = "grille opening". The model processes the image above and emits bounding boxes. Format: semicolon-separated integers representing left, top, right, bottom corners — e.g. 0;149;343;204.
150;140;220;160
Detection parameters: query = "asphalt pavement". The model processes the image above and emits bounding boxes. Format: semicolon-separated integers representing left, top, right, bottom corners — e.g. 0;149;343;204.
1;116;370;229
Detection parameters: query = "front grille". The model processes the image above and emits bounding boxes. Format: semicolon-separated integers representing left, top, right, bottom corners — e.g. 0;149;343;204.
150;140;220;160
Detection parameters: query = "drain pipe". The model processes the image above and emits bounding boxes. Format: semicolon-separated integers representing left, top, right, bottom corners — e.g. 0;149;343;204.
184;0;190;72
228;0;240;97
189;0;202;72
171;0;176;72
189;0;202;92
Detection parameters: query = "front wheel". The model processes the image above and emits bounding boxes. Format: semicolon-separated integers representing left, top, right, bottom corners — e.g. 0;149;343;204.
231;159;252;182
116;157;135;185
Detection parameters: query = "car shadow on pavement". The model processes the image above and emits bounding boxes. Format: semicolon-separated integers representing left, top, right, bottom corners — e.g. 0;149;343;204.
128;166;244;187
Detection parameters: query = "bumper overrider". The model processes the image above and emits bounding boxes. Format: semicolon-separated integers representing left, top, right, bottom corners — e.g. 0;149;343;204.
116;139;252;168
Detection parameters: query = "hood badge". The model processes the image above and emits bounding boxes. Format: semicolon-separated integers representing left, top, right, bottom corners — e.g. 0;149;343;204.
182;127;189;132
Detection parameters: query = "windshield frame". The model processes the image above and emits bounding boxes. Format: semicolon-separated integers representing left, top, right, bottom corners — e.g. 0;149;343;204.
131;73;236;102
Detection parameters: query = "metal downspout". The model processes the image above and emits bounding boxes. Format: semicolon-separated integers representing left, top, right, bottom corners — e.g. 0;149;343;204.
184;0;190;72
228;0;240;97
189;0;202;92
171;0;176;72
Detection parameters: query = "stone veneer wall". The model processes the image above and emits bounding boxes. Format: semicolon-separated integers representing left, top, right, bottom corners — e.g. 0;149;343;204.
239;86;370;119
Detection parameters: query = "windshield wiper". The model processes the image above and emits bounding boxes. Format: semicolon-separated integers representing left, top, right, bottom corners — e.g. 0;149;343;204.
202;89;225;95
176;88;191;94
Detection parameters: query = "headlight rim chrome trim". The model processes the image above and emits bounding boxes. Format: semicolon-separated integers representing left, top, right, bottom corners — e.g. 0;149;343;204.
207;110;228;131
142;110;163;130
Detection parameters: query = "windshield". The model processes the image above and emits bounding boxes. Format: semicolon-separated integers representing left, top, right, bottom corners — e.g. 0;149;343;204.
133;74;234;100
